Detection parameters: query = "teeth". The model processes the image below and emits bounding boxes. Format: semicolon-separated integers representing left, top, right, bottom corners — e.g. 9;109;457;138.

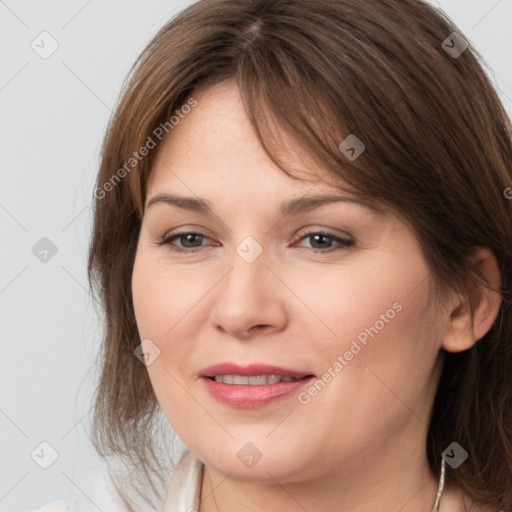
213;374;300;385
267;375;282;384
249;375;268;385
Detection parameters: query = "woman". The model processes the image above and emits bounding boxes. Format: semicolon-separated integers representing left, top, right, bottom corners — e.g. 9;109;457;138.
34;0;512;510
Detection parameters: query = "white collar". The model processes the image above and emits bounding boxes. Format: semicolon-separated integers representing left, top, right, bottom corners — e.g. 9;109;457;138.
163;450;204;511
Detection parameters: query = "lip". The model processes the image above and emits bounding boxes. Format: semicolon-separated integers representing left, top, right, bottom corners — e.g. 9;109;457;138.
200;363;315;408
200;363;313;379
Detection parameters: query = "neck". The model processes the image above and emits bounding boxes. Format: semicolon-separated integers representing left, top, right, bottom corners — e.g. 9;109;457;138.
199;444;441;512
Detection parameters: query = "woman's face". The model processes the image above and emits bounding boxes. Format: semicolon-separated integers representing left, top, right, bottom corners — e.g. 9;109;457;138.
132;79;446;484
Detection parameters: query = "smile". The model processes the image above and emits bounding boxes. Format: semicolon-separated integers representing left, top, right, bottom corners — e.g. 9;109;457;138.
200;363;315;408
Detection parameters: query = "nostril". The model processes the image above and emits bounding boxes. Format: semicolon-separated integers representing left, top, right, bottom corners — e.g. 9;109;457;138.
248;325;272;335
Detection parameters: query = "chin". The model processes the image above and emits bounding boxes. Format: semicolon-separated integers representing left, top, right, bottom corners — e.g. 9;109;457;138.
193;436;319;483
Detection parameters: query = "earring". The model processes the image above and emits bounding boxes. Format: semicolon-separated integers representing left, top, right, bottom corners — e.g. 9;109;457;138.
431;458;446;512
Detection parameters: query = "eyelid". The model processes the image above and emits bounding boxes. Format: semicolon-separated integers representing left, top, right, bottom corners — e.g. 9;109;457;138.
293;226;354;243
159;223;215;240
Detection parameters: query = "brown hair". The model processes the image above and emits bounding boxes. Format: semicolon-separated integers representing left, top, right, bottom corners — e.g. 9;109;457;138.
87;0;512;509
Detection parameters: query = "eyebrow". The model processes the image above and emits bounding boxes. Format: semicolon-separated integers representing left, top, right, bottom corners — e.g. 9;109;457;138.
145;193;382;217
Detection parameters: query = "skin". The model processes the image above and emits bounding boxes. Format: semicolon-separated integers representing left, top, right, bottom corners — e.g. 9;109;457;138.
131;78;501;512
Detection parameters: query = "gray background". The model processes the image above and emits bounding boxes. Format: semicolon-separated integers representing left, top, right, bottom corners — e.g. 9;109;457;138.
1;1;511;510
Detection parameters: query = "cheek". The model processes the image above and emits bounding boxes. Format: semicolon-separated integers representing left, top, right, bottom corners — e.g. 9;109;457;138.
294;253;441;401
131;254;207;342
286;255;432;354
131;254;203;424
313;280;441;430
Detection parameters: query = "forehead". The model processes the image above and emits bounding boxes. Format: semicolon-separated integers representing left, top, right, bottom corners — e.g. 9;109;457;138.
147;79;348;202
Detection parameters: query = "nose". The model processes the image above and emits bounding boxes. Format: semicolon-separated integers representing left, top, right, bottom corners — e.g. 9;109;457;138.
208;241;288;340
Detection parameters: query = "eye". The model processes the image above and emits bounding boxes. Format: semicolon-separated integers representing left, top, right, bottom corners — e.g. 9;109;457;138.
295;231;354;253
157;229;354;254
158;231;214;252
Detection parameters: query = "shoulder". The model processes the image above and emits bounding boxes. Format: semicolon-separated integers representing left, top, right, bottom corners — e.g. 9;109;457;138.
27;500;73;512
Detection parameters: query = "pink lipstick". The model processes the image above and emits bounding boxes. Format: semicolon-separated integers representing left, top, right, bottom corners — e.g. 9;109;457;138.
200;363;315;408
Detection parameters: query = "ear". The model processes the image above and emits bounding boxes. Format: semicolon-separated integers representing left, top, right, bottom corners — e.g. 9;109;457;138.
442;247;502;353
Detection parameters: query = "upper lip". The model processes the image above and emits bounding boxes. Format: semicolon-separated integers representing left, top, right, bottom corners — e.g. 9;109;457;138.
200;363;314;379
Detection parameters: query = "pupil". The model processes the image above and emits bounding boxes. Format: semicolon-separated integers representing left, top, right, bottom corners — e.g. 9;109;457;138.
311;234;331;248
183;234;202;247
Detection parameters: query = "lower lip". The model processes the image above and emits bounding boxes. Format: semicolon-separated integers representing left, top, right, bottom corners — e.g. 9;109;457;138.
201;376;315;408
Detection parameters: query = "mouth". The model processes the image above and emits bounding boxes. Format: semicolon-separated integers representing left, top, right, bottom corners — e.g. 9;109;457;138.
207;374;307;385
200;363;316;408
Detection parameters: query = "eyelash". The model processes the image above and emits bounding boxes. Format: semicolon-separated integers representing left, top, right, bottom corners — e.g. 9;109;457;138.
157;230;354;254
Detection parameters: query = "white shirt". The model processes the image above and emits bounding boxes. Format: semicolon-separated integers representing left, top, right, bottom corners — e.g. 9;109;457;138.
162;449;204;511
28;450;204;512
